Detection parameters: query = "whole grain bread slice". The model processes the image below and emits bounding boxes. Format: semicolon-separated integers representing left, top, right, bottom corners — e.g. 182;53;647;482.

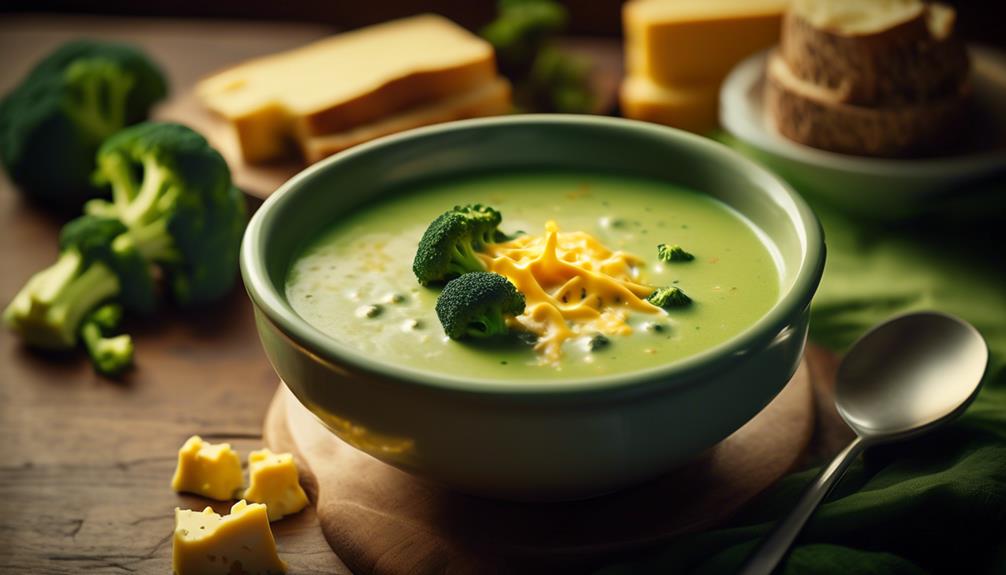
781;1;969;105
766;52;969;157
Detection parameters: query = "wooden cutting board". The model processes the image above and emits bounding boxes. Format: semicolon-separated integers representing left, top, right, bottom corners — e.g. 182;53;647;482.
264;356;826;574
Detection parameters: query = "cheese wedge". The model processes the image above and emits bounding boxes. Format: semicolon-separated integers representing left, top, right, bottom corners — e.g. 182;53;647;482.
170;435;244;501
620;76;721;134
197;14;497;163
242;449;309;522
173;500;286;575
298;77;512;163
624;0;787;85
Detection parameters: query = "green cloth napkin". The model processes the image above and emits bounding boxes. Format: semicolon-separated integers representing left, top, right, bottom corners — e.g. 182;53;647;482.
598;158;1006;574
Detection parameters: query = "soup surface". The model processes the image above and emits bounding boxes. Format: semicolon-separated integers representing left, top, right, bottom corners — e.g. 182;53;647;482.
286;170;781;382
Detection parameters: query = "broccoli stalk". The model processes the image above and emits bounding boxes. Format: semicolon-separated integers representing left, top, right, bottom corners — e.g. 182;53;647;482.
412;204;504;285
79;304;134;376
435;272;526;340
4;252;120;349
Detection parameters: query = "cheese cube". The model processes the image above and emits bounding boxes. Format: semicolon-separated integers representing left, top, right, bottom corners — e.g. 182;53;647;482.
624;0;787;85
173;500;286;575
620;76;721;133
171;436;244;501
197;14;498;163
242;449;309;522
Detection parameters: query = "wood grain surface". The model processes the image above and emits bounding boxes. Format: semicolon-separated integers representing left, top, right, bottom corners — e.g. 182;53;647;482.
0;15;853;574
0;15;349;574
263;353;853;575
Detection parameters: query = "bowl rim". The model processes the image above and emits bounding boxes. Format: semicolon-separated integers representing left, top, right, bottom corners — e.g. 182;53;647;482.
720;47;1006;179
241;114;826;398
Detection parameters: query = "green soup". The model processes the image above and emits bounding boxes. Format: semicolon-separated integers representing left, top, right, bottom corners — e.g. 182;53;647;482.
286;170;781;382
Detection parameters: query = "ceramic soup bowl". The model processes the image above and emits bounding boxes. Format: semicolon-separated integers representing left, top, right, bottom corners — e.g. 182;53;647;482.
241;115;825;500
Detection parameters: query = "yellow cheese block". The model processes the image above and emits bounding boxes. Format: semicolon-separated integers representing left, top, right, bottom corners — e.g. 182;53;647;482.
171;435;244;501
624;0;787;85
173;500;286;575
297;77;512;163
620;76;721;133
242;449;309;522
197;14;497;163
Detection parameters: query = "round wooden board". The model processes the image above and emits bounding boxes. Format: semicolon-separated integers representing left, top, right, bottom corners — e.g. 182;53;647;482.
264;358;817;574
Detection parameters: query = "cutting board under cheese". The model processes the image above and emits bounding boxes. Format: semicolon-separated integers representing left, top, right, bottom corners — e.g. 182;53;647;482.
157;38;623;199
263;355;837;574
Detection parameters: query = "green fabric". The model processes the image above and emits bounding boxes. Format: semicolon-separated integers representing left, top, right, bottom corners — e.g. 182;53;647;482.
598;150;1006;574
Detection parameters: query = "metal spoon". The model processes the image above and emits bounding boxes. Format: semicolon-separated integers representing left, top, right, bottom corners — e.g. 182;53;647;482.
740;311;988;575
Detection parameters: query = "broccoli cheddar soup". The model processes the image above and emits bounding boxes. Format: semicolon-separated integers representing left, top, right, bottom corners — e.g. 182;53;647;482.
286;171;781;382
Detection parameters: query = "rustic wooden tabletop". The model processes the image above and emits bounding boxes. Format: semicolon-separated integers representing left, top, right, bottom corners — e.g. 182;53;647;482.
0;15;854;574
0;15;350;574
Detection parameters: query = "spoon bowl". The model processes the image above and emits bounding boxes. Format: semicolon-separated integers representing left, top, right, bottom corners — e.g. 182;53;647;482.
741;311;988;575
836;311;989;441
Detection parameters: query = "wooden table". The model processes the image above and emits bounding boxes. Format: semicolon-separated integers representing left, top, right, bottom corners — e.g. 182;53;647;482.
0;15;350;573
0;15;853;573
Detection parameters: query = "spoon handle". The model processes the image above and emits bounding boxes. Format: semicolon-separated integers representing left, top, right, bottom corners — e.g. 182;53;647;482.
739;436;867;575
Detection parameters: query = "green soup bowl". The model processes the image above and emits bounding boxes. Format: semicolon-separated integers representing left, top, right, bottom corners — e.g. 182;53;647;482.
241;115;825;501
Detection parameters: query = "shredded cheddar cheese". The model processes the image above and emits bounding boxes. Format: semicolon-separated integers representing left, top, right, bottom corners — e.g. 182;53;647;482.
478;221;661;362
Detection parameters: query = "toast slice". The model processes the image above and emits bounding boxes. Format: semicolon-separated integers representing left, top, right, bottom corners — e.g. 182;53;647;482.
197;14;497;163
781;0;969;105
766;52;969;157
297;77;512;163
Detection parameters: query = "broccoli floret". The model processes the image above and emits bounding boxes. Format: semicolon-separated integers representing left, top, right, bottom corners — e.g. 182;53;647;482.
88;122;247;305
647;286;692;309
657;243;695;263
481;0;594;113
482;0;567;79
587;334;610;352
435;272;526;340
412;204;503;285
79;304;134;376
0;40;167;209
3;122;244;374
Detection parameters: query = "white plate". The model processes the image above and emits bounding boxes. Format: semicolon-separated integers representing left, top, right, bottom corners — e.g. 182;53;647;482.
720;47;1006;217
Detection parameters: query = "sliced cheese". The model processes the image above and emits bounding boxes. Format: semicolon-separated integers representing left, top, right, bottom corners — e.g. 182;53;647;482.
298;77;512;163
242;449;308;522
620;76;721;134
197;14;498;163
479;221;660;363
170;435;244;501
624;0;787;85
173;500;286;575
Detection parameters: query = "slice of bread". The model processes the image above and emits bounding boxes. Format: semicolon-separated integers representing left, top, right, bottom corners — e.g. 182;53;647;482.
766;52;969;157
197;14;497;163
297;78;512;163
620;75;721;134
782;0;969;105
